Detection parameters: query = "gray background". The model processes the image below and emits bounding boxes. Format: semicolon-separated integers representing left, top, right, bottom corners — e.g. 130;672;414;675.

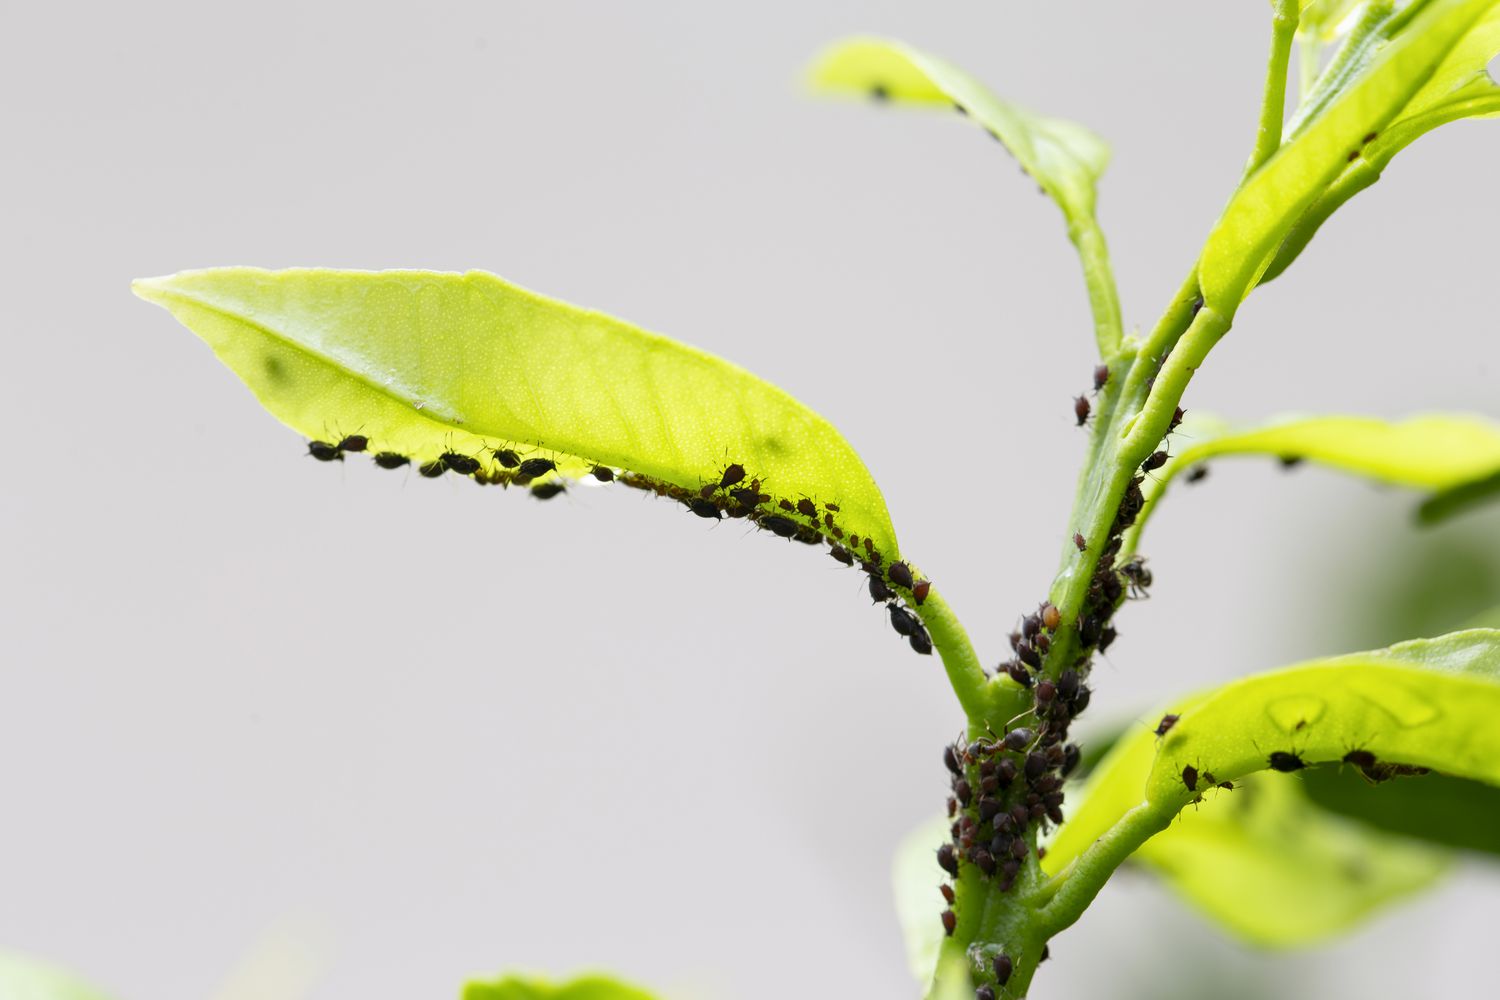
2;2;1497;998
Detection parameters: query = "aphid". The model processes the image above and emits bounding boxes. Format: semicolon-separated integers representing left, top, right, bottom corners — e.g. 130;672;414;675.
823;512;836;531
589;464;615;482
1036;679;1056;703
848;534;859;549
1182;764;1199;792
994;954;1013;986
912;579;931;605
698;483;718;500
1021;614;1040;641
418;460;446;478
1098;626;1118;653
517;457;557;479
440;451;482;476
688;498;722;519
869;576;894;603
1041;945;1051;963
1072;685;1091;714
1058;669;1080;702
870;83;890;101
372;451;410;469
493;448;521;468
1074;532;1087;551
939;883;955;905
337;434;368;453
1093;364;1110;392
824;502;841;512
1268;751;1306;772
729;487;762;509
778;499;795;512
1278;455;1305;469
1062;743;1081;777
1009;838;1028;860
1185;465;1210;484
796;497;818;519
888;561;914;589
863;537;875;555
1003;728;1034;752
973;846;997;877
1025;751;1047;781
943;744;963;775
1343;749;1377;770
1169;406;1185;434
1016;641;1041;669
1078;615;1102;647
761;515;798;538
941;909;957;937
937;843;959;878
1074;395;1091;427
1191;295;1204;317
1154;713;1180;738
307;440;343;462
1363;131;1378;143
1141;451;1168;473
1041;603;1061;630
995;758;1017;786
909;627;934;656
829;545;854;566
531;481;566;500
1006;661;1033;688
719;463;746;488
888;605;918;637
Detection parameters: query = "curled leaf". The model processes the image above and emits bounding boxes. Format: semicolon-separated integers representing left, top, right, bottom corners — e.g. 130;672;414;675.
807;38;1110;234
1048;630;1500;942
135;267;900;560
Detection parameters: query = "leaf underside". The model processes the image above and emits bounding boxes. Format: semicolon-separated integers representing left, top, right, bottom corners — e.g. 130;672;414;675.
1048;630;1500;944
135;267;919;578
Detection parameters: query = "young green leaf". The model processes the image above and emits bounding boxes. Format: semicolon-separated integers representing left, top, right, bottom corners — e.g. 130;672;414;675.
1303;764;1500;857
1297;0;1369;43
1264;5;1500;282
1124;771;1448;946
0;952;115;1000
1129;413;1500;546
134;268;899;557
1200;0;1499;314
463;973;660;1000
807;37;1123;356
1043;631;1500;940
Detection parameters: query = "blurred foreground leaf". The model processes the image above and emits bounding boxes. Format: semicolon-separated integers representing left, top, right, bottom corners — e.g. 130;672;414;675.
463;972;660;1000
0;953;115;1000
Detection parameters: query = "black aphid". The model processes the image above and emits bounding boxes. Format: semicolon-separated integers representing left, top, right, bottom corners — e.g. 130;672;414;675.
440;451;481;475
373;452;410;469
688;498;721;519
337;434;368;453
888;605;919;637
418;460;446;478
493;448;521;469
1093;364;1110;392
1154;713;1179;738
761;515;798;538
517;457;556;479
909;627;933;655
590;465;615;482
888;561;914;589
869;576;894;603
1182;764;1199;791
719;463;746;488
1074;395;1091;426
531;482;566;500
1268;751;1306;772
308;440;343;462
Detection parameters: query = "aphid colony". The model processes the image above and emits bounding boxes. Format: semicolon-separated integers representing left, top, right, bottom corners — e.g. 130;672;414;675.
305;437;934;656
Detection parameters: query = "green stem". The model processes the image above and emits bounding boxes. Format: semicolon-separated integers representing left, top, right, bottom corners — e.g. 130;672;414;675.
1245;0;1299;179
917;589;992;723
1036;801;1175;936
1069;219;1124;360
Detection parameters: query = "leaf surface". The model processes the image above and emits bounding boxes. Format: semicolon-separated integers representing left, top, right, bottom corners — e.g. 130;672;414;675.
1302;764;1500;856
807;38;1110;238
1200;0;1500;312
135;268;899;557
1047;631;1500;942
463;973;660;1000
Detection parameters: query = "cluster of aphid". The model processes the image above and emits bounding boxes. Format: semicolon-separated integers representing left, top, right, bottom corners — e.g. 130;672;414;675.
1157;711;1429;799
305;437;935;656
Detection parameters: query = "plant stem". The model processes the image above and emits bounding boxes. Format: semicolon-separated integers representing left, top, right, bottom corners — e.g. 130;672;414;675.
1069;218;1124;360
1035;801;1175;936
918;589;994;723
1245;0;1300;179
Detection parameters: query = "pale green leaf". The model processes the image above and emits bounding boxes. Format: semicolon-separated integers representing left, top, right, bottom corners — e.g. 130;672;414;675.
0;953;116;1000
891;815;952;985
1303;764;1500;856
1048;630;1500;941
1137;413;1500;540
1201;0;1499;313
1464;604;1500;628
462;973;661;1000
807;37;1110;237
1298;0;1369;42
1264;7;1500;282
1132;771;1447;946
134;268;900;560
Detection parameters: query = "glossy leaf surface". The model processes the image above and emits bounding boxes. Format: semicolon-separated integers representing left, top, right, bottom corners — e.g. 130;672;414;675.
0;953;115;1000
1049;631;1500;941
1201;0;1499;312
463;973;660;1000
807;38;1110;237
135;268;899;556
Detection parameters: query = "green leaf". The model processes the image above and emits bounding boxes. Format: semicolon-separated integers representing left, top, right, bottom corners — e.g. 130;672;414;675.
1048;630;1500;942
1464;604;1500;628
0;953;116;1000
1264;6;1500;282
1303;764;1500;856
1200;0;1500;314
1128;771;1448;946
1297;0;1369;42
134;268;899;559
462;973;660;1000
1143;413;1500;535
891;815;952;986
807;38;1110;236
